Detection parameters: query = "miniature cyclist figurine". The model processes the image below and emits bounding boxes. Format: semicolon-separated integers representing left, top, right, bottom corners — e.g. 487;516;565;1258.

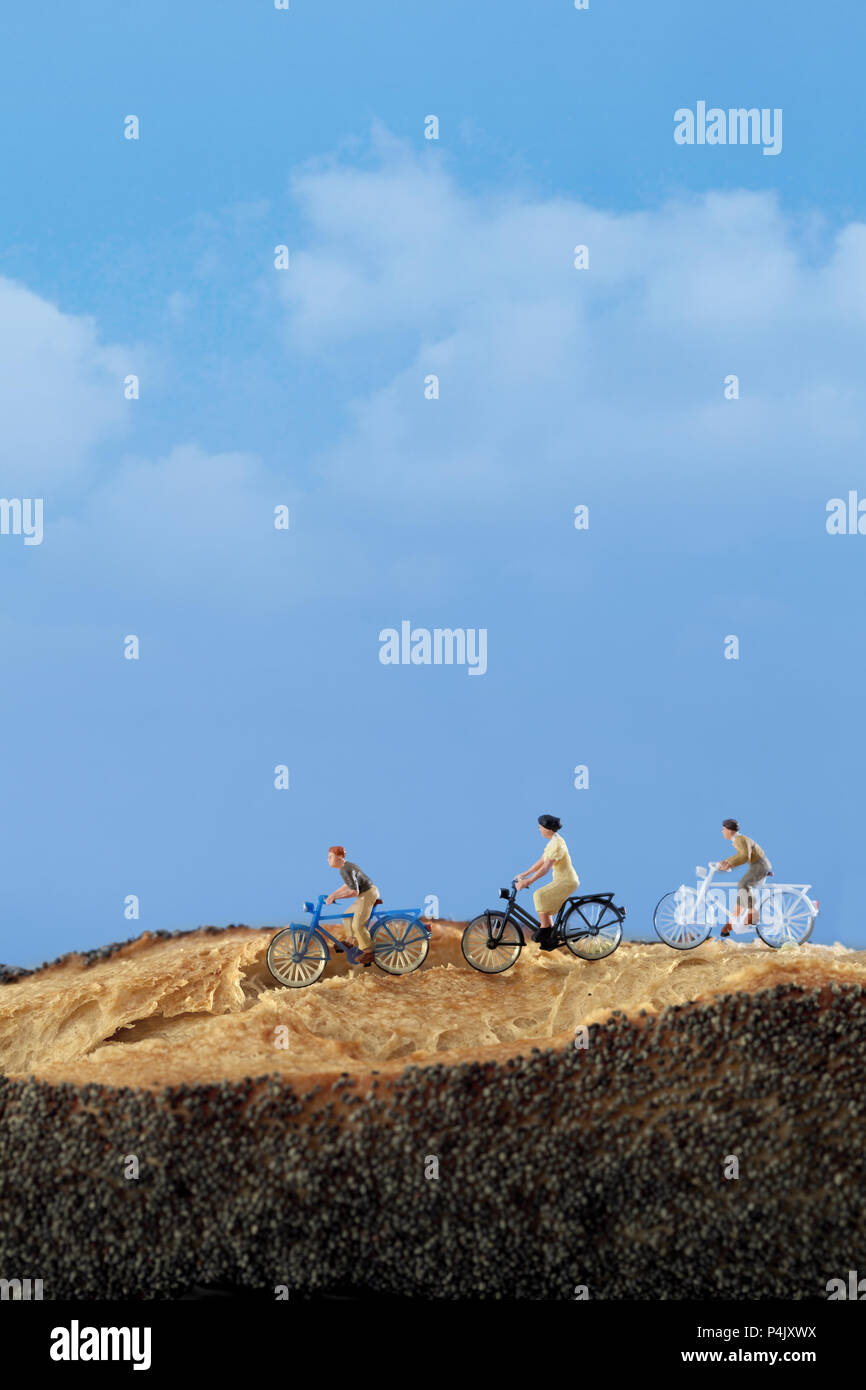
325;846;379;966
717;818;773;936
515;814;580;950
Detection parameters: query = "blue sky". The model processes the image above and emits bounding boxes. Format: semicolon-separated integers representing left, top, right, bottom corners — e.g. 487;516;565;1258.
1;1;864;966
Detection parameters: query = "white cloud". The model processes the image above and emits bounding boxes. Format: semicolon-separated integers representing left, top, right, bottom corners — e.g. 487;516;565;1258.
278;136;866;512
6;137;866;618
42;443;298;609
0;277;133;493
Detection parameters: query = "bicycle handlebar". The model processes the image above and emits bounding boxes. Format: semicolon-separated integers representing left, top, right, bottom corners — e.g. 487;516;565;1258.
302;894;329;914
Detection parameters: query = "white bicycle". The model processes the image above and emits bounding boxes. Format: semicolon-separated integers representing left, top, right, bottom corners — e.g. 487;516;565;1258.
653;862;818;951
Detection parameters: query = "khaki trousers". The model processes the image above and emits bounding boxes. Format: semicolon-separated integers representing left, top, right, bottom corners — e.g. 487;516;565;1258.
737;861;769;914
343;885;379;950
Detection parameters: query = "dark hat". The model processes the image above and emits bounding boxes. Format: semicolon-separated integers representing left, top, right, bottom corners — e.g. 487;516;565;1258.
538;814;562;832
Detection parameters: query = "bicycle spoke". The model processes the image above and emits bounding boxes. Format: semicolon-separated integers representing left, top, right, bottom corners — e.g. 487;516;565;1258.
371;917;430;974
757;888;815;948
562;900;623;959
461;915;522;973
266;926;328;988
654;889;710;949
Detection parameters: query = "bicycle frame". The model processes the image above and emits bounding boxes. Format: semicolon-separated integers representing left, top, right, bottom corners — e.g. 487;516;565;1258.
481;881;545;944
482;880;619;946
688;863;761;930
299;894;426;961
693;863;720;917
688;864;818;929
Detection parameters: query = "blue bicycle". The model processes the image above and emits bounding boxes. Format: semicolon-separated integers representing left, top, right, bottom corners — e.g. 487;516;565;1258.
266;894;431;988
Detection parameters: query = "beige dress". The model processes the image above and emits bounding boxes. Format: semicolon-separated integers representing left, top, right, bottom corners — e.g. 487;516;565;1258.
533;833;579;914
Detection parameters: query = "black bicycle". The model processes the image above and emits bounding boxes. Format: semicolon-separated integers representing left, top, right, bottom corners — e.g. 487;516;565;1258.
461;878;626;974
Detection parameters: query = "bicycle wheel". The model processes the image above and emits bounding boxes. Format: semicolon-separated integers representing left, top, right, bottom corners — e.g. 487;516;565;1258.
461;913;523;973
370;916;430;974
755;888;816;949
653;887;714;949
560;898;623;960
266;926;328;988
